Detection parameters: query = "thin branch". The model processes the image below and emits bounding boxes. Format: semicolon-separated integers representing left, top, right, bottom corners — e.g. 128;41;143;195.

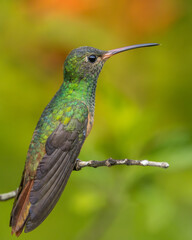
74;158;169;170
0;189;18;201
0;158;169;201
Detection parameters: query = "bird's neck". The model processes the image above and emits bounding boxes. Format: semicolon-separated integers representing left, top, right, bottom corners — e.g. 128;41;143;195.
60;76;98;114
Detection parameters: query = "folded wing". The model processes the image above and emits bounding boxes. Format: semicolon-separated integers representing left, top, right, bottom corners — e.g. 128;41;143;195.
10;105;88;235
25;117;87;232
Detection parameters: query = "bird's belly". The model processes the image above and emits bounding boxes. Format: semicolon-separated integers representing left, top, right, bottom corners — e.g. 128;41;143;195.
86;112;94;137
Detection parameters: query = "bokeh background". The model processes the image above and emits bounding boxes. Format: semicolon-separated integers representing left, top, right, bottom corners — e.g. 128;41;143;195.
0;0;192;239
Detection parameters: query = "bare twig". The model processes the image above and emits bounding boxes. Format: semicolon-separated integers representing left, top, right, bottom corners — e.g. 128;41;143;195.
0;189;18;201
0;158;169;201
74;158;169;170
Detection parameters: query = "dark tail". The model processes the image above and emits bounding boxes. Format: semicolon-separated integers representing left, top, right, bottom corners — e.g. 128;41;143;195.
24;150;76;233
10;179;34;237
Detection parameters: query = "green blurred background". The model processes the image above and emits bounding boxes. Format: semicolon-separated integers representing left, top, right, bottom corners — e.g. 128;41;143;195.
0;0;192;239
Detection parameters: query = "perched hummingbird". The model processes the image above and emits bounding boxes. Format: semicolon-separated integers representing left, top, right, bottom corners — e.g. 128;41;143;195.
10;43;158;236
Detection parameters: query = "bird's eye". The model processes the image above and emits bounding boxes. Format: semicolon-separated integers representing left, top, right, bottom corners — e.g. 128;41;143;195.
88;55;97;63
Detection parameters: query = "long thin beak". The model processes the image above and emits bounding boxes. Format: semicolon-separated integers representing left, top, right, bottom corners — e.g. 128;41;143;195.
102;43;159;60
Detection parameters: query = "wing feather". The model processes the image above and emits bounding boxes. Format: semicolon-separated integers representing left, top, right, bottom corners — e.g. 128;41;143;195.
10;102;88;236
25;116;87;232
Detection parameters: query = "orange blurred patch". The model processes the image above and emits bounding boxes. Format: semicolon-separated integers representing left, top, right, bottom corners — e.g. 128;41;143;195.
27;0;99;15
127;0;182;34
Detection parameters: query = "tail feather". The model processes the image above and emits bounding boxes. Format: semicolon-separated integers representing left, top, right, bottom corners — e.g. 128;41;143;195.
15;226;24;237
10;180;34;236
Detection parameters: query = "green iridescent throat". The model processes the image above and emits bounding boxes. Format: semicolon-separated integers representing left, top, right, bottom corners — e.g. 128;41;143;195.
62;60;104;113
59;77;95;114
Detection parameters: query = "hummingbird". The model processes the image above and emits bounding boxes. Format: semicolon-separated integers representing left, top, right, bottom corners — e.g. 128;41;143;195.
10;43;158;236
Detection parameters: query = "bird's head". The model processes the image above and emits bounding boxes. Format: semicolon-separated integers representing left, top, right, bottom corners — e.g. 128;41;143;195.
63;43;159;83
